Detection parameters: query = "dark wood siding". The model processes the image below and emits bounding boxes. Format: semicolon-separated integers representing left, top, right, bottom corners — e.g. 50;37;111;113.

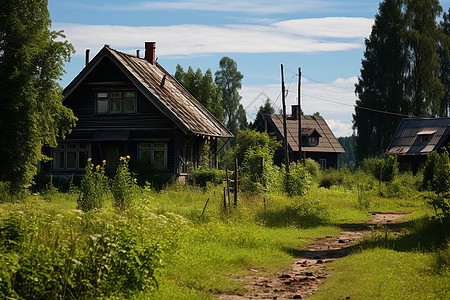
64;57;174;131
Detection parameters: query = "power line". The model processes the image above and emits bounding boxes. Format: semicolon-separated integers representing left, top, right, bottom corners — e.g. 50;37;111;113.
302;74;356;93
247;70;422;120
302;93;420;118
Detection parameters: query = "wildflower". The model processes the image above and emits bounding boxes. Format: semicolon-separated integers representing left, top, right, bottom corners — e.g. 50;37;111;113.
96;165;100;171
87;158;92;162
126;155;130;159
102;160;106;164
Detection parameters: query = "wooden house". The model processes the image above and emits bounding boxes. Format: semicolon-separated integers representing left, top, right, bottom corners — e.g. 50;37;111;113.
42;42;233;179
385;117;450;172
254;105;345;168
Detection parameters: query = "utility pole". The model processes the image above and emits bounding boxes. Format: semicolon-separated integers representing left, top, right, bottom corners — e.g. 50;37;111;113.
298;67;303;164
281;64;289;173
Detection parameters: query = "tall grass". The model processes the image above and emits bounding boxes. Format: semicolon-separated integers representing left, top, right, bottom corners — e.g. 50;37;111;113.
0;158;440;299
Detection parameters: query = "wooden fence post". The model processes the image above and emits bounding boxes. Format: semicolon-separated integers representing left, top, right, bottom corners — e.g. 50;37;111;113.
234;158;238;207
223;186;226;208
201;198;210;218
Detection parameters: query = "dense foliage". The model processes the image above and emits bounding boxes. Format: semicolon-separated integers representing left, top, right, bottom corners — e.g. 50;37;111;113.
0;204;166;299
353;0;448;159
215;57;247;134
174;65;223;122
422;151;450;217
0;0;76;193
78;159;108;212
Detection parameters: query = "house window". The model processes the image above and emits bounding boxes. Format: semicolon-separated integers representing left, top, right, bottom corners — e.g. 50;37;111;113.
96;92;109;113
319;159;327;169
308;136;318;146
52;143;90;170
96;91;136;114
421;135;432;144
139;143;167;169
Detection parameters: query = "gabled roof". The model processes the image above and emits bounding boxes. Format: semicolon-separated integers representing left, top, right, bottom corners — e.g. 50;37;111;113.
385;117;450;156
64;45;232;138
263;114;345;153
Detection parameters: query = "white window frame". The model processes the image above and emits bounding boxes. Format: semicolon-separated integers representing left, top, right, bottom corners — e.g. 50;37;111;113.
52;143;91;170
96;91;136;114
138;143;168;169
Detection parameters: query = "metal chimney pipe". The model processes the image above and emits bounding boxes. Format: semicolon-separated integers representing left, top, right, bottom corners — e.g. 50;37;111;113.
136;49;140;58
85;49;90;67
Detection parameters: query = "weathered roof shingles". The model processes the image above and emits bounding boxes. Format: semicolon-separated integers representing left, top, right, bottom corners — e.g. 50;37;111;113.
65;45;232;138
267;114;345;153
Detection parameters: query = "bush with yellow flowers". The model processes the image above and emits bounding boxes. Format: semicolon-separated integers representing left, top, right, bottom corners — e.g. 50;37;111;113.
111;156;137;209
78;158;108;212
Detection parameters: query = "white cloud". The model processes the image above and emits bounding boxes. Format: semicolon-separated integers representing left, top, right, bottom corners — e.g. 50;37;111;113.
274;17;374;38
326;119;354;137
53;17;372;57
90;0;334;15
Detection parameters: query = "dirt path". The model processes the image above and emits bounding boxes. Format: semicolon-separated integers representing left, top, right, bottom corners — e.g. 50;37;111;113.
219;212;410;300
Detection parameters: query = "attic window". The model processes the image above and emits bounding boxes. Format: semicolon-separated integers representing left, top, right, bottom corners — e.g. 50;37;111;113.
308;136;318;146
96;91;136;114
420;135;433;144
417;130;435;144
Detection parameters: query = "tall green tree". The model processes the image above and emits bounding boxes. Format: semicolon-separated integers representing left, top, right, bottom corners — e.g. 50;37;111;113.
405;0;444;117
255;98;275;121
0;0;76;192
174;64;223;121
438;8;450;117
353;0;408;159
215;57;246;134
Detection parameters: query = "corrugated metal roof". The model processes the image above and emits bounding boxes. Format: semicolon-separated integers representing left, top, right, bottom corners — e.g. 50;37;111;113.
267;115;345;153
385;118;450;156
64;46;232;138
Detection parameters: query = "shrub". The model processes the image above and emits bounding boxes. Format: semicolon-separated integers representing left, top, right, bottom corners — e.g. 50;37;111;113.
0;211;162;299
363;156;399;182
261;163;284;193
240;146;277;192
226;129;281;170
72;225;161;298
319;170;345;188
284;162;312;196
0;182;12;203
305;158;321;180
422;151;450;194
78;159;108;212
422;151;450;218
111;156;137;209
189;168;225;188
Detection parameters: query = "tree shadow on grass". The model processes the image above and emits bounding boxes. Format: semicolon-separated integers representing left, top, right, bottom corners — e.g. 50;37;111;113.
355;217;450;252
255;205;329;229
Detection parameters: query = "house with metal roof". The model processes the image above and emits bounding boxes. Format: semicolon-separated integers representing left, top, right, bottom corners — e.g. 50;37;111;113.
385;117;450;172
42;42;232;179
254;105;345;169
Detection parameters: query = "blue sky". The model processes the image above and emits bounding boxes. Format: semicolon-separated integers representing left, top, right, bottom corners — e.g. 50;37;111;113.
49;0;450;137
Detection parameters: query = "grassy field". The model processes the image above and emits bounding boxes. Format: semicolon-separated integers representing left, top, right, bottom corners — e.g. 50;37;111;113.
2;178;446;299
311;214;450;299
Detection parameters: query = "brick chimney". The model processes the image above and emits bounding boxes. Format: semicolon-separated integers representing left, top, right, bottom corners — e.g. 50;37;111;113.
145;42;156;64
